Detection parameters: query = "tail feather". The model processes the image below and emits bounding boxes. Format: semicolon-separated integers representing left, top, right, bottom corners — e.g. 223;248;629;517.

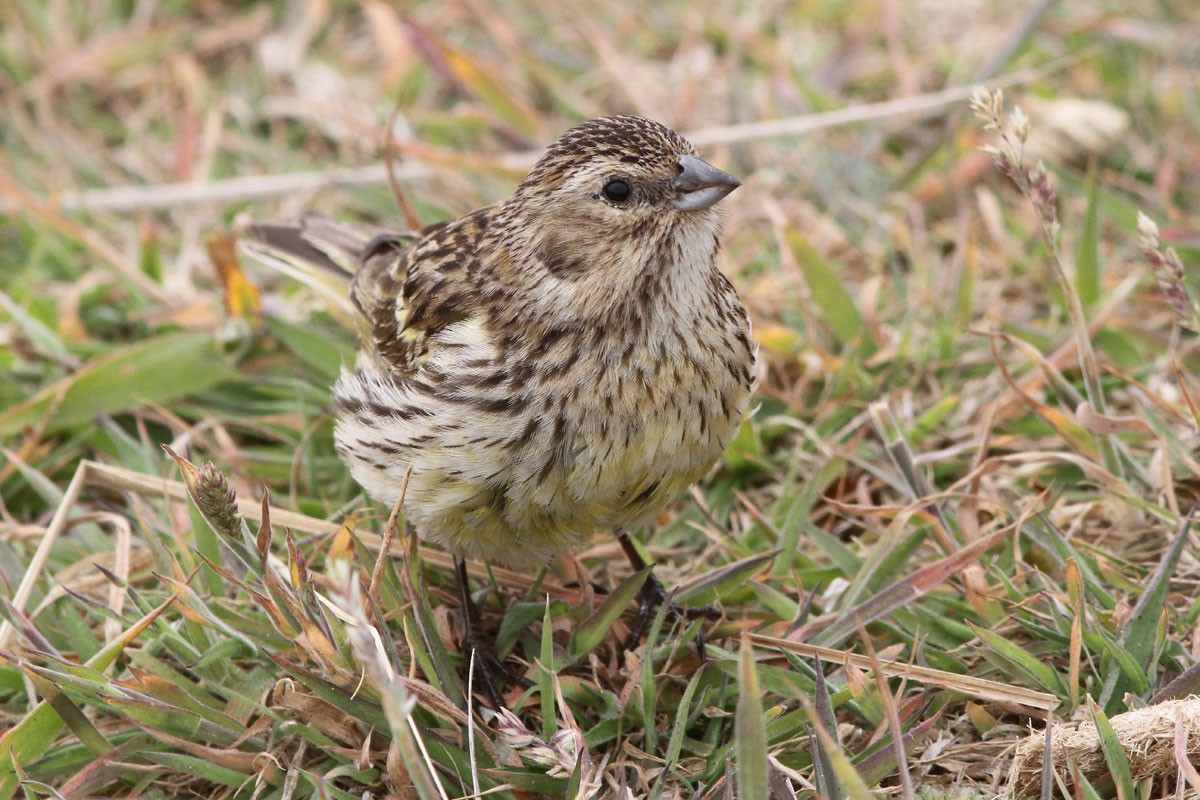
246;222;353;277
241;212;409;317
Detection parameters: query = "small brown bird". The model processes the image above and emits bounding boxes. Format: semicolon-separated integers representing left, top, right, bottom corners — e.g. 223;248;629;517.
247;115;756;703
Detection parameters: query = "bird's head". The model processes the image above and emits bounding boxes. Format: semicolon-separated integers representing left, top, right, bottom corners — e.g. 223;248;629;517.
517;115;739;214
497;116;740;315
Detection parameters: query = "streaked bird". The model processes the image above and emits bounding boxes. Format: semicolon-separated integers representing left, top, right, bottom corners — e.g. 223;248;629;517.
246;115;756;705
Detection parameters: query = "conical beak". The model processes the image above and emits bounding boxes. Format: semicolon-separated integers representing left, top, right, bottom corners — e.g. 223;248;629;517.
671;154;741;211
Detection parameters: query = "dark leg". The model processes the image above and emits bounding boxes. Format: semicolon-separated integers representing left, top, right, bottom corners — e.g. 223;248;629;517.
616;532;720;659
455;557;508;709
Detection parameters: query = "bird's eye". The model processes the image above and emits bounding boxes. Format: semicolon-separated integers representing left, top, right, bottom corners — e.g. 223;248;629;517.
602;179;632;205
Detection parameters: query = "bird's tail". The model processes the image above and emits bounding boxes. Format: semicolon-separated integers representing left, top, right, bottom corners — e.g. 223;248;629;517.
241;213;409;316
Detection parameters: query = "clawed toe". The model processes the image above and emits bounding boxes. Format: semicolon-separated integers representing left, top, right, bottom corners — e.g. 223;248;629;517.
456;558;532;709
463;633;518;709
623;560;720;661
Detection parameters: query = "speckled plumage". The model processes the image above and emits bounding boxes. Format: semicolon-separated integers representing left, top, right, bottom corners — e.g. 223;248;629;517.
248;115;756;569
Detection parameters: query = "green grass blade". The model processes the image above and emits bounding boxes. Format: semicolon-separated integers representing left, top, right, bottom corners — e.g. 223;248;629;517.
0;289;69;363
735;635;770;800
1100;510;1191;711
810;656;842;800
663;667;708;777
1075;161;1101;306
786;230;874;354
568;568;648;661
539;599;557;741
971;624;1068;698
673;551;778;606
0;596;176;798
264;315;349;382
0;330;236;437
1088;699;1134;800
142;752;251;789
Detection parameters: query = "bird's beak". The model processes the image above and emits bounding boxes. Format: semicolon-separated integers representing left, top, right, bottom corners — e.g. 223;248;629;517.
671;154;741;211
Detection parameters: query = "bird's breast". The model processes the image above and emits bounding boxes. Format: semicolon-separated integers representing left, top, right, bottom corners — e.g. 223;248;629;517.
514;305;753;524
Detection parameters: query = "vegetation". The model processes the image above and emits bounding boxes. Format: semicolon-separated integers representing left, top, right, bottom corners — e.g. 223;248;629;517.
2;1;1199;797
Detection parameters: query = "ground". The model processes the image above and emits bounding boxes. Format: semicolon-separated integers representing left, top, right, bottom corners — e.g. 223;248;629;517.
2;1;1200;797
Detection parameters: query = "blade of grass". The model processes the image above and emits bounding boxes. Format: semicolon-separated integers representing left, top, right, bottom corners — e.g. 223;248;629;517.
662;667;709;781
786;230;875;355
814;527;1008;649
971;624;1068;698
1075;161;1101;306
800;693;876;800
811;656;842;800
749;634;1059;711
673;551;778;605
1088;698;1134;800
0;595;176;797
568;568;648;661
1099;508;1192;711
735;635;770;800
0;330;236;437
539;599;557;741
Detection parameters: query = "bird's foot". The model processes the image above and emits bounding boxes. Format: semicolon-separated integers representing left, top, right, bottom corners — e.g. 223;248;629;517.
463;626;524;710
455;557;532;710
624;570;721;662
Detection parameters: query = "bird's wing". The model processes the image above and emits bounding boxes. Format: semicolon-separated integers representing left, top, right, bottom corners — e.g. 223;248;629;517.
351;206;497;377
243;212;418;319
246;208;499;378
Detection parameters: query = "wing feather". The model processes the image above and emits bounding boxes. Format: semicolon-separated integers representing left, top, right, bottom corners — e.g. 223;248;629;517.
244;208;497;377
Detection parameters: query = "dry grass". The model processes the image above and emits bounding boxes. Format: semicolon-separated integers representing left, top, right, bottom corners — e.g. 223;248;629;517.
2;0;1200;798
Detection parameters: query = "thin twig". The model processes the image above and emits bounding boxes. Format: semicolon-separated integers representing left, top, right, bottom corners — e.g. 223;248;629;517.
383;101;424;231
0;460;90;650
748;632;1061;712
4;65;1065;216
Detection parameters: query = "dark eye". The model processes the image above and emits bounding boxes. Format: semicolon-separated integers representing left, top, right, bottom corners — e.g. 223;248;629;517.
602;179;632;205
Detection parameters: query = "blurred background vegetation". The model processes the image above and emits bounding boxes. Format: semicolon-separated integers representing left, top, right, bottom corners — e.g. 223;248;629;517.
2;0;1199;797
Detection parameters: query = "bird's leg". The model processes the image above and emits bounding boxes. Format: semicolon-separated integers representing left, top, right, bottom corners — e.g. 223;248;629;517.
455;556;509;709
616;531;721;659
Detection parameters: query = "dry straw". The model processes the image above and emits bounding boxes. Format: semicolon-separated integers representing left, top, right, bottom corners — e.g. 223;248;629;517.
1007;698;1200;797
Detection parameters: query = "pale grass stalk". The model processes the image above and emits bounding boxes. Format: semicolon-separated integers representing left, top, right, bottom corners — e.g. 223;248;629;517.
1138;211;1199;330
8;68;1064;216
749;632;1060;712
970;86;1124;479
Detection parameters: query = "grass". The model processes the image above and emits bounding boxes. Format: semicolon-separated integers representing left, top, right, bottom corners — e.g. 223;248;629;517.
2;0;1200;797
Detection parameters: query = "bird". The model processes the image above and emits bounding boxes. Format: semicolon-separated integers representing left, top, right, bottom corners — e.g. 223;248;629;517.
245;115;757;705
